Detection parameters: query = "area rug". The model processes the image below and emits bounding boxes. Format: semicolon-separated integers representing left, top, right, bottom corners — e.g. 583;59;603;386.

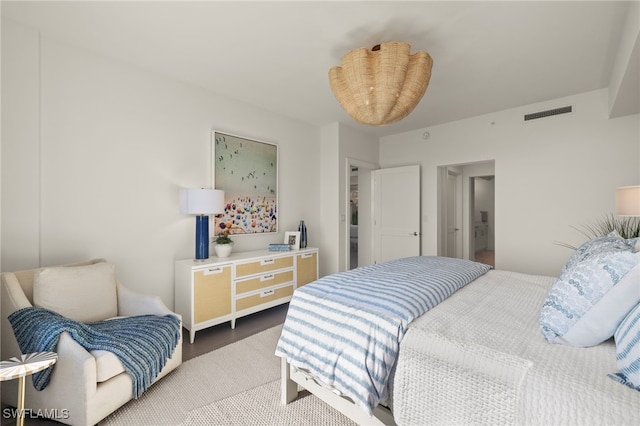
100;325;356;425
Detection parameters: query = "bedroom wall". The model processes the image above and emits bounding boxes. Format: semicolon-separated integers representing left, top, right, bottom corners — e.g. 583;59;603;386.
1;19;322;308
380;90;640;277
1;19;40;272
318;123;340;277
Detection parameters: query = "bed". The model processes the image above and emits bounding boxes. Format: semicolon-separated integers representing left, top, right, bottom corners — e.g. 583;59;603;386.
276;236;640;425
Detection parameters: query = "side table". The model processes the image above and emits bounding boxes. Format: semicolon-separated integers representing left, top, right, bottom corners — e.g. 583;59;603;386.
0;352;57;426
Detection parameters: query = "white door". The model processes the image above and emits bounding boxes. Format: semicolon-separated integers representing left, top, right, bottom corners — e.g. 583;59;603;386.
373;165;421;263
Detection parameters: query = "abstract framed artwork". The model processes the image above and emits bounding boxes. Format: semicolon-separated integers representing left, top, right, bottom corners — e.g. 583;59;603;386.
212;131;278;235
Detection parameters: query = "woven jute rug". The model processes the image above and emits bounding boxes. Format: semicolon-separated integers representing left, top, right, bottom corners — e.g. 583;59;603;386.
100;325;355;425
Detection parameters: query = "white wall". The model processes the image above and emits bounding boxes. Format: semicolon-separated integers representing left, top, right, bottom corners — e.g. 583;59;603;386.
1;19;322;308
381;90;640;277
318;123;340;276
608;0;640;118
1;19;40;271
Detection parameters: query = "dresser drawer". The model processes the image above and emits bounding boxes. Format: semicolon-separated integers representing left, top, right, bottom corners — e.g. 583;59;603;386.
235;285;294;312
235;255;293;278
193;265;232;323
236;270;294;295
296;251;318;287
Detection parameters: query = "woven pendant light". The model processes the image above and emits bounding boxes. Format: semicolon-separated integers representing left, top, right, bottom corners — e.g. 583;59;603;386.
329;42;433;126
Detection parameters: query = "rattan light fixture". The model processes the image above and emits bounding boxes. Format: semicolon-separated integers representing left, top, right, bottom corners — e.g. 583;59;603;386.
329;42;433;126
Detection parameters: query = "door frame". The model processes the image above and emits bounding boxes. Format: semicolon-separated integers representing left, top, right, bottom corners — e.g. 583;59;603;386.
443;168;463;258
437;160;495;261
344;158;378;271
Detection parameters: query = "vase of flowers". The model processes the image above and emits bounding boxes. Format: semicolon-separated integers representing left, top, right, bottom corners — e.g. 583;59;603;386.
214;233;233;258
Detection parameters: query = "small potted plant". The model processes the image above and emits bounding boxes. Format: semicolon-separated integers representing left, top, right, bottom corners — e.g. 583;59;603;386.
214;232;233;258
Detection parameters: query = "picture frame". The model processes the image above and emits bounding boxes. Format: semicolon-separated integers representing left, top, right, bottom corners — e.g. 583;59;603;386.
212;130;278;236
284;231;301;250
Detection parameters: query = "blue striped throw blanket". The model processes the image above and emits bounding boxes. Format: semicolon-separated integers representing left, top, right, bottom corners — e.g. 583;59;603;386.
275;256;491;414
9;307;181;398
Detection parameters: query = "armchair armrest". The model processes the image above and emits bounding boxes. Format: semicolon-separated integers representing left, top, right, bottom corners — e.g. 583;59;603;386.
1;274;34;359
51;332;98;398
116;281;178;319
2;273;32;311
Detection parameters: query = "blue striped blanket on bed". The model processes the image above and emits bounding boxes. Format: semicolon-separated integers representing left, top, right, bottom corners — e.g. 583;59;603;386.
275;256;491;414
8;307;181;398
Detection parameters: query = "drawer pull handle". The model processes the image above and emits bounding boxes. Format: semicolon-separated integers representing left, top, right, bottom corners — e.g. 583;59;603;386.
301;253;313;259
260;259;275;266
204;267;223;275
260;289;275;298
261;274;275;281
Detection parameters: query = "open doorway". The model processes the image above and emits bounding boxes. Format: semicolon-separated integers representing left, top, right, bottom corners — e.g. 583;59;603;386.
345;159;377;270
438;161;495;268
349;166;359;269
471;176;495;267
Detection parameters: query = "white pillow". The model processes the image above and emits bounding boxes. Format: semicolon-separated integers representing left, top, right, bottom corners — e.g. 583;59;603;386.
34;262;118;322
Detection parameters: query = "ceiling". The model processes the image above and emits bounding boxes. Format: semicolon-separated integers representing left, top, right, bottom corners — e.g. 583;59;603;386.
2;1;637;137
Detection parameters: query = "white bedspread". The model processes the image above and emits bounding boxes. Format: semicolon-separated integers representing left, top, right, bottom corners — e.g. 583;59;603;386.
393;270;640;425
276;256;490;415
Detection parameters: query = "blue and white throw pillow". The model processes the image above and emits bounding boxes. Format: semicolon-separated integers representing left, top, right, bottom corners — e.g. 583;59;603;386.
609;303;640;391
539;248;640;346
560;232;636;275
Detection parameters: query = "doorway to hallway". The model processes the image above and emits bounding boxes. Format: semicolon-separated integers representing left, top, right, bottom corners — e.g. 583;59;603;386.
345;159;376;271
471;175;495;268
438;161;495;268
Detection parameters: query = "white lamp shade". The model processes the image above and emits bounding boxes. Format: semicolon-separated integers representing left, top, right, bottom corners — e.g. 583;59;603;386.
615;185;640;216
180;188;225;215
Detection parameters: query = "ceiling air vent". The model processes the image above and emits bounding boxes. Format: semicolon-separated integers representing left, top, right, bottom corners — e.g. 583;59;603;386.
524;105;572;121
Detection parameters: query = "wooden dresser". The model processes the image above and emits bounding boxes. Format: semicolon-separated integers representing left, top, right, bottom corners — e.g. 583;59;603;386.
175;248;318;343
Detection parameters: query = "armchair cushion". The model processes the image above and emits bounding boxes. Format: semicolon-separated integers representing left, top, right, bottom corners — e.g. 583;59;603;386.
34;262;117;322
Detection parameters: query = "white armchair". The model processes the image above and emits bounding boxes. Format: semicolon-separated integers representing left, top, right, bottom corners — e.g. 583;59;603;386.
0;259;183;426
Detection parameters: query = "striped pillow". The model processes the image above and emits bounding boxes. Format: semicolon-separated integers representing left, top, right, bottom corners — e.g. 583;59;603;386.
609;303;640;390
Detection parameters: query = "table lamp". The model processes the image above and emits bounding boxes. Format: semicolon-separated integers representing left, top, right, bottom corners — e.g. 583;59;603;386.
180;188;225;261
616;185;640;251
615;185;640;216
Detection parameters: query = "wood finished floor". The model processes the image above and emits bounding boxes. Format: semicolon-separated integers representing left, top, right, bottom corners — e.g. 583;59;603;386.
475;249;495;268
0;304;289;425
181;303;288;361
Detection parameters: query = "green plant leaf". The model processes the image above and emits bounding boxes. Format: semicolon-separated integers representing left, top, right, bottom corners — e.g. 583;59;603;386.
555;214;640;250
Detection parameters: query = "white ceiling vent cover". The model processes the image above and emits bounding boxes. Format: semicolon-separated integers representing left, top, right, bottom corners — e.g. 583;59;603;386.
524;106;572;121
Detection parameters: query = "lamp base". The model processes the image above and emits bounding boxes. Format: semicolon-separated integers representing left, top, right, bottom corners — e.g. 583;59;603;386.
194;215;210;261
